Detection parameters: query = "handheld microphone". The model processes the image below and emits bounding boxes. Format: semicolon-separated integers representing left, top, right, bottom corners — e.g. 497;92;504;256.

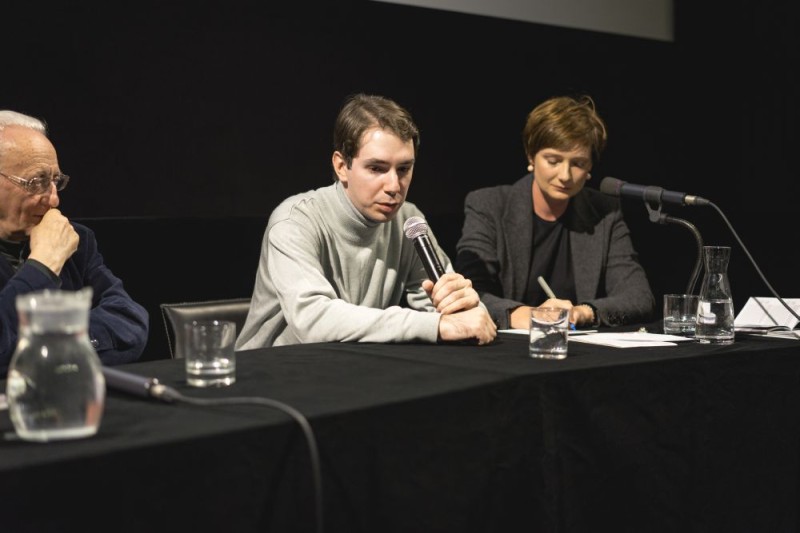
403;216;445;282
102;366;176;403
600;176;710;206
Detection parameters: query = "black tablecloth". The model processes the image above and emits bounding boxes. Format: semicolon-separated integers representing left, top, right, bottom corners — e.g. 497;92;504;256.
2;331;799;533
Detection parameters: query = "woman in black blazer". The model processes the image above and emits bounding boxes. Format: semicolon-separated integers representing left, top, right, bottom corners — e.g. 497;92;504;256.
455;95;655;330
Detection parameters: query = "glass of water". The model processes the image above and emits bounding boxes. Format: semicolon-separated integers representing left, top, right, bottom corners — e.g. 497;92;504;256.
663;294;699;337
529;307;569;359
185;320;237;387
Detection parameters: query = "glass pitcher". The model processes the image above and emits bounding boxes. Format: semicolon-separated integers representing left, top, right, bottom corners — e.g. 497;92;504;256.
695;246;735;344
6;288;106;441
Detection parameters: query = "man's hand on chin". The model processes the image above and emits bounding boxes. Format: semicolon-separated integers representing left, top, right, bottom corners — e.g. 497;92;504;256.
27;209;79;276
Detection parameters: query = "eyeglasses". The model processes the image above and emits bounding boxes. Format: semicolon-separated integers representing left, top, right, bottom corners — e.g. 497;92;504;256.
0;170;70;195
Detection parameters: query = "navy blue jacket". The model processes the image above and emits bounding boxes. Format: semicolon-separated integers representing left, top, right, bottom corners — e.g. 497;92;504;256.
1;223;148;372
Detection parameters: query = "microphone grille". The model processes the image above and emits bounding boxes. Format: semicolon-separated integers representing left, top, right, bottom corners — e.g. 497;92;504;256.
403;216;429;240
599;176;624;196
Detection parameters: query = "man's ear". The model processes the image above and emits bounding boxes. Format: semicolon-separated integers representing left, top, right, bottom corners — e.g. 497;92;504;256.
332;151;348;183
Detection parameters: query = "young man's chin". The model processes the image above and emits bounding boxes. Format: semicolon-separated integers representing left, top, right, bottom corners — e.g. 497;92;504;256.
370;205;401;222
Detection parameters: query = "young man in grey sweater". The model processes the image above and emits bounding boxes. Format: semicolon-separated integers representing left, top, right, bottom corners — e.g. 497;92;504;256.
236;94;496;349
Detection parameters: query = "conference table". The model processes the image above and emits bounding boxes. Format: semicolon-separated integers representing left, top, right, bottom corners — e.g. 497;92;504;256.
2;328;799;533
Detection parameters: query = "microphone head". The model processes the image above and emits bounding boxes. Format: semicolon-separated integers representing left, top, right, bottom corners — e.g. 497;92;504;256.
403;216;429;240
599;176;625;197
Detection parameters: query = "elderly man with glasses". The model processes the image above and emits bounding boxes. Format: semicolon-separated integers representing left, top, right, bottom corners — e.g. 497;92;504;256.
0;110;148;372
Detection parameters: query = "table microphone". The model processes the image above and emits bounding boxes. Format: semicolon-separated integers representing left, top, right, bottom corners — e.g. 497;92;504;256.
403;216;445;281
102;366;176;403
600;176;710;206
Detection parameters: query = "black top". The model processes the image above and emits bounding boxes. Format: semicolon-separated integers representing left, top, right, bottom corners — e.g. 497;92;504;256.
526;212;576;305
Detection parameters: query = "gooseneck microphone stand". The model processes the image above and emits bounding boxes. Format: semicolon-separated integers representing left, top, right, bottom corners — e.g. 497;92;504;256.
643;197;800;326
600;176;800;325
643;200;703;295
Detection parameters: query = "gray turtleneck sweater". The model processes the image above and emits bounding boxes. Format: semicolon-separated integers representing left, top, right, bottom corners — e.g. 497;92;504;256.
236;182;451;349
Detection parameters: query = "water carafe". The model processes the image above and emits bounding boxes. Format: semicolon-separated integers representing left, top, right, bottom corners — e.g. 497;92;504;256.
695;246;735;344
6;288;106;441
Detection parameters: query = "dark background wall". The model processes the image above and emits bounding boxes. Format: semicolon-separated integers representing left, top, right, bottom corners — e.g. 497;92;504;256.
4;0;797;359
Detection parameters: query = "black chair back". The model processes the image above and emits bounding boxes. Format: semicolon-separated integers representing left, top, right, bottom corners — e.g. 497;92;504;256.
160;298;251;359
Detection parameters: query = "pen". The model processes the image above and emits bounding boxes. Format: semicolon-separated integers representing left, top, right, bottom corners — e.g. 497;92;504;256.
537;276;556;300
537;276;577;330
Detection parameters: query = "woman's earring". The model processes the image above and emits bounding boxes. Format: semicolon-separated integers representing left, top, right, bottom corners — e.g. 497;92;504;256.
527;164;534;172
587;172;592;179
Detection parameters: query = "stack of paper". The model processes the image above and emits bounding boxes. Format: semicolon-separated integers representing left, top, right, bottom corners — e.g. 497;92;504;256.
499;329;693;348
734;297;800;338
568;332;693;348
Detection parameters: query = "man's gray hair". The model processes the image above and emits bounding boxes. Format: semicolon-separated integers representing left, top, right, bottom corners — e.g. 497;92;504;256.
0;110;47;134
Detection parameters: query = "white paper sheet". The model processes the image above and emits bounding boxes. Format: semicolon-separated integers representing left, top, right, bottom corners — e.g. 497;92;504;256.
734;297;800;330
500;329;692;348
752;330;800;340
567;332;693;348
499;329;598;336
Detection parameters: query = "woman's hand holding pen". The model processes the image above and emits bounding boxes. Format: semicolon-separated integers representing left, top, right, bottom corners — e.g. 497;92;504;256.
510;298;594;329
534;276;594;329
540;298;579;329
539;298;594;328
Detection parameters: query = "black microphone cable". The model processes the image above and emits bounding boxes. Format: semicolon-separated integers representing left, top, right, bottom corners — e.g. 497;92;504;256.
706;201;800;327
101;366;323;532
154;386;324;533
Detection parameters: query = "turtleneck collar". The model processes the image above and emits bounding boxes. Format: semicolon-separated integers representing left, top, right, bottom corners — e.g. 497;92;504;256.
334;180;382;229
